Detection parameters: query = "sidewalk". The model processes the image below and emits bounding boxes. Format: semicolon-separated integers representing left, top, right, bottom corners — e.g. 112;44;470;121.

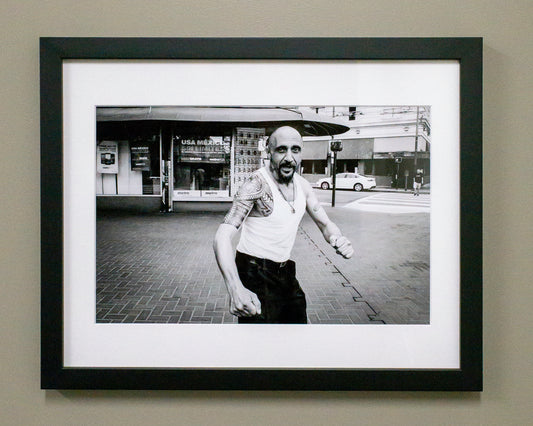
97;204;429;325
370;186;431;195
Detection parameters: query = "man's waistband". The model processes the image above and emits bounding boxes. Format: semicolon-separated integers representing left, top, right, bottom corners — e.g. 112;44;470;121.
236;251;290;270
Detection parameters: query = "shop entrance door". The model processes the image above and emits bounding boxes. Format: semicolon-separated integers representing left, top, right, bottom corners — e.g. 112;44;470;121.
191;164;229;197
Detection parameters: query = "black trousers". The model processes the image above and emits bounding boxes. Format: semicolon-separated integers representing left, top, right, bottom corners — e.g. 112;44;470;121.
235;251;307;324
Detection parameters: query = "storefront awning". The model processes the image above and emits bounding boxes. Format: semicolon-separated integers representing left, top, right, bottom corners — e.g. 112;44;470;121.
96;107;350;137
302;140;329;160
336;138;374;160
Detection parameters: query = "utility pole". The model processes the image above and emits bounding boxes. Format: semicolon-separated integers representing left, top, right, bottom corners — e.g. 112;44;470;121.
332;150;337;207
414;106;420;176
330;140;343;207
395;157;402;189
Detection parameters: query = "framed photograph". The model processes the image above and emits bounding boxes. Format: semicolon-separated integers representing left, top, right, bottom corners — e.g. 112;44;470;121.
40;37;482;390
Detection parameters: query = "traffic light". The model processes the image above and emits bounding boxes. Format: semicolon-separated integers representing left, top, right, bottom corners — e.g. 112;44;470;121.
330;140;343;152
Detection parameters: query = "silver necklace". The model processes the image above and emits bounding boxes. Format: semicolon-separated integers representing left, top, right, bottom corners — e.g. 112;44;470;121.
275;181;295;213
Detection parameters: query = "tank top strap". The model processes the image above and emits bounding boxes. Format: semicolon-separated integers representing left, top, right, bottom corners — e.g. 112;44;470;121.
258;167;276;194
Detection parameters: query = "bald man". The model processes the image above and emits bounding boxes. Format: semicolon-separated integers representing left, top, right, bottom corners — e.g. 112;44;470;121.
213;126;353;324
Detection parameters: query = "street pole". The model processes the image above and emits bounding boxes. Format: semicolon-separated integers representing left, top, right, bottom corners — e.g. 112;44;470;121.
414;106;419;178
329;140;342;207
332;151;337;207
395;160;400;189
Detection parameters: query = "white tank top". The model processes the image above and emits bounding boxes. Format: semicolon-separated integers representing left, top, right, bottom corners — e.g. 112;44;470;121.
237;167;306;262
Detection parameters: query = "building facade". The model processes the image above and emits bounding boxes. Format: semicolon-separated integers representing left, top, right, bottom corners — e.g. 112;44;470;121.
95;106;348;212
301;106;431;189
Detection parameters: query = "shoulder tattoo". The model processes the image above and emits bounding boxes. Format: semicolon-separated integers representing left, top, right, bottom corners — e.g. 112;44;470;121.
234;173;264;202
223;173;273;228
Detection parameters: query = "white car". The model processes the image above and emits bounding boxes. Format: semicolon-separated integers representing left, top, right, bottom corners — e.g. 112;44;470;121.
316;173;376;191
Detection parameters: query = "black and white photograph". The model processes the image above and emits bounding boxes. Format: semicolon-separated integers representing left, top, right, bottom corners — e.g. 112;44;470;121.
40;38;482;389
95;105;431;325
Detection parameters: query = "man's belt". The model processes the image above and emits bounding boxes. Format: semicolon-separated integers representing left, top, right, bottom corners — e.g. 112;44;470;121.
236;251;289;271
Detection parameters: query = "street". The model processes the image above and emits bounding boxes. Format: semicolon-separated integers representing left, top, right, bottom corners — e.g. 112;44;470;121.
313;187;371;207
313;187;430;213
96;190;430;325
299;189;430;324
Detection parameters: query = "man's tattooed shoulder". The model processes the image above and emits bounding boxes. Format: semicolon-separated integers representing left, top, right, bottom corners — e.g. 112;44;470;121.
223;172;274;228
234;173;265;201
247;172;273;217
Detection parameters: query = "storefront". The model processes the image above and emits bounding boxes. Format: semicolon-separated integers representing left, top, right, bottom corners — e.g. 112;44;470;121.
301;136;430;188
301;138;374;182
372;151;430;188
96;138;162;196
171;128;265;201
96;107;348;212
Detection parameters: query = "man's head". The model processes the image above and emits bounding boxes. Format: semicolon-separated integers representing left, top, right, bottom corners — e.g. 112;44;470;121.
267;126;303;184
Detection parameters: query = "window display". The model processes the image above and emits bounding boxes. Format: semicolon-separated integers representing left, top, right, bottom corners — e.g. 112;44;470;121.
173;135;231;198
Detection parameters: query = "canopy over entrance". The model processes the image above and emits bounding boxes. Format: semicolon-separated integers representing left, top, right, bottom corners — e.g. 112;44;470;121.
97;106;350;137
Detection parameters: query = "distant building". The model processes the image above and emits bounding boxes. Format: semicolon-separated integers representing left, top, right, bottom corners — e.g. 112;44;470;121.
301;106;431;188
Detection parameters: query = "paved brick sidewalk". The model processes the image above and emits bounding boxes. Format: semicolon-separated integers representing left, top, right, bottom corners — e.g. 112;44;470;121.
97;203;429;325
97;212;236;324
291;226;384;324
297;204;430;324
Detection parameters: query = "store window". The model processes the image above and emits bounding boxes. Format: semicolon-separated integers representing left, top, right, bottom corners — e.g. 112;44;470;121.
336;159;359;173
173;135;231;198
373;159;395;177
301;160;327;175
130;137;161;195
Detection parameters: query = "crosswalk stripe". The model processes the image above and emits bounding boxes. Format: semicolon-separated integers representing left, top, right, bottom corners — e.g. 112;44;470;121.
343;193;431;212
370;195;429;200
358;200;430;207
359;196;429;203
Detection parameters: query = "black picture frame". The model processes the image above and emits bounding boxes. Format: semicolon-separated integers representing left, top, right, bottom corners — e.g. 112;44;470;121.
40;37;482;391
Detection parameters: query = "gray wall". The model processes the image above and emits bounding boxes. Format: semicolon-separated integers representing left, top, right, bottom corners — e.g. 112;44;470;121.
1;0;532;424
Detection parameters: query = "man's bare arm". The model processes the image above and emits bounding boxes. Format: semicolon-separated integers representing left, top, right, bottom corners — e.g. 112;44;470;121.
300;178;354;259
213;176;264;317
213;224;261;317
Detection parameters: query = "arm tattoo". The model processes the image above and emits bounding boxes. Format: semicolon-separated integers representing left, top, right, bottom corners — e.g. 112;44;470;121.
223;173;273;228
223;200;253;228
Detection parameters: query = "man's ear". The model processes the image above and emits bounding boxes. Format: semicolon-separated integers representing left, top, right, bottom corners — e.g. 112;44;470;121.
265;138;271;158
